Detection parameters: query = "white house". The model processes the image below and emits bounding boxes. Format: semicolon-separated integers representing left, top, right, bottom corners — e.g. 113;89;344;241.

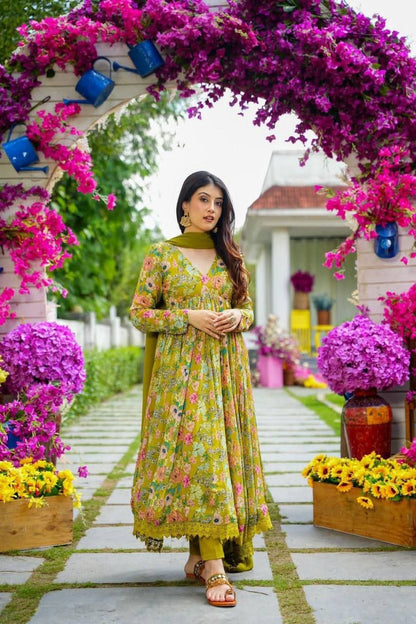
241;150;357;331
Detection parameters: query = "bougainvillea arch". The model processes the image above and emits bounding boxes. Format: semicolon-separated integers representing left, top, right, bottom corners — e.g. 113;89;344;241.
1;0;416;325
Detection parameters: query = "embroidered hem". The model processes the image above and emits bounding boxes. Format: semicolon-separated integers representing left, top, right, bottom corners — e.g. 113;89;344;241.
133;515;272;544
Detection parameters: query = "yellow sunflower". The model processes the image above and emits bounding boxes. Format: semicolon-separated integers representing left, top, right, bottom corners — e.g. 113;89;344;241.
357;496;374;509
337;480;353;493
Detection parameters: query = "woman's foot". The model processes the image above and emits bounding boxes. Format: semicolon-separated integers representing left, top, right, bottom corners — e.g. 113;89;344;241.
203;559;236;607
184;554;205;581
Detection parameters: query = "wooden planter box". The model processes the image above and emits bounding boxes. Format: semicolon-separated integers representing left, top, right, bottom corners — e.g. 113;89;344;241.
313;481;416;547
0;495;73;552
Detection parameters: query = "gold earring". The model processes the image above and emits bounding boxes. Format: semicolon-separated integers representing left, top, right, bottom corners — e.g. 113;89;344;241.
180;212;191;228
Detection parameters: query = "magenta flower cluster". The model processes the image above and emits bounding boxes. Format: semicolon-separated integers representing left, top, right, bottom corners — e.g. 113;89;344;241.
290;270;315;293
380;284;416;343
317;314;410;395
0;322;85;399
0;384;70;465
322;146;416;278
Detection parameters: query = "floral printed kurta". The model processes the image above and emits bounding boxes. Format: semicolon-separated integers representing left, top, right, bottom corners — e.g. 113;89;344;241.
130;242;271;543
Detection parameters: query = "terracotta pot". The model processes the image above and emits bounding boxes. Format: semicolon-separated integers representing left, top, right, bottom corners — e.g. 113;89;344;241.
341;389;392;459
293;291;309;310
317;309;331;325
283;368;295;386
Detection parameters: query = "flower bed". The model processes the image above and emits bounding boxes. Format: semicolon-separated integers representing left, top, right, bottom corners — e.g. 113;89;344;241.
304;452;416;546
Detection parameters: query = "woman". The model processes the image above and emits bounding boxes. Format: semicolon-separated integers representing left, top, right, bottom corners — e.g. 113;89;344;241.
130;171;271;608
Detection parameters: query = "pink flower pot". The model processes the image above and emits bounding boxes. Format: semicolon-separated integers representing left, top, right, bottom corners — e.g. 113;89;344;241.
258;353;283;388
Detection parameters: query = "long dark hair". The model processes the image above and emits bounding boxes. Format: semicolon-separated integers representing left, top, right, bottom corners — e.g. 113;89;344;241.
176;171;249;305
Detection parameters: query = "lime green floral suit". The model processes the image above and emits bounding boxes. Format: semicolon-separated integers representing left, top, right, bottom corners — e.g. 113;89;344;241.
130;242;271;546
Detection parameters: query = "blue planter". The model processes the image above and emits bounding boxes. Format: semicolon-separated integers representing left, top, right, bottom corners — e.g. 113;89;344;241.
5;423;21;449
113;40;165;78
374;222;399;259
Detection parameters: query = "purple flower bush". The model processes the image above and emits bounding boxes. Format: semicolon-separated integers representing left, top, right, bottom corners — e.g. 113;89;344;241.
317;314;410;395
290;270;315;293
0;322;85;399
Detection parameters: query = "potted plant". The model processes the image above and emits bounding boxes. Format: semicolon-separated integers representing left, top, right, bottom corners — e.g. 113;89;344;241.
252;314;300;387
302;452;416;547
317;313;410;459
312;293;334;325
0;457;83;552
290;270;314;309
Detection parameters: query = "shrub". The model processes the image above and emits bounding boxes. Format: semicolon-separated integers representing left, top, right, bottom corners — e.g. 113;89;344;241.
65;346;143;421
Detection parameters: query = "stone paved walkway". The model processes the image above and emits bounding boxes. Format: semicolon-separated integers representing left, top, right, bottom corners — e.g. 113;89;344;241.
1;386;416;624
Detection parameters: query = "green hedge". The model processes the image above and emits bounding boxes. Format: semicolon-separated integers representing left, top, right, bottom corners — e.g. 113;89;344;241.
65;346;143;421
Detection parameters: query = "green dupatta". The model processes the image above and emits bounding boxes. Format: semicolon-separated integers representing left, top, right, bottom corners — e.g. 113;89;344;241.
139;231;253;570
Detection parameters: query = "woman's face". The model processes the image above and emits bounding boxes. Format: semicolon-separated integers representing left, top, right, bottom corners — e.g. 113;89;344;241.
182;183;223;233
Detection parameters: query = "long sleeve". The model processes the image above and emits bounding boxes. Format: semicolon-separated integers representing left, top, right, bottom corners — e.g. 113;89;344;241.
129;244;188;334
235;296;254;332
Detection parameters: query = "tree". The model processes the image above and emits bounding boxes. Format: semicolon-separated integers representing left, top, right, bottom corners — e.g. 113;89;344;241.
51;92;185;318
1;1;78;62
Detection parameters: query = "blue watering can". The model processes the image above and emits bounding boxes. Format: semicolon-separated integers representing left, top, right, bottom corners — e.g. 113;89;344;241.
374;221;399;259
113;40;164;78
63;57;115;107
2;123;48;173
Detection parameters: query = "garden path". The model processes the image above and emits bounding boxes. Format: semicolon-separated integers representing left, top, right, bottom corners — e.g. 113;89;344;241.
0;386;415;623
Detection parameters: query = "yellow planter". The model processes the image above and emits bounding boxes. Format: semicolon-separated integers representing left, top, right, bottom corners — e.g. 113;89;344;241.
313;481;416;547
0;495;73;552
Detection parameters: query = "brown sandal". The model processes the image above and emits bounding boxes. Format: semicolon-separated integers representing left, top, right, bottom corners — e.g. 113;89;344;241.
185;559;205;584
205;573;236;608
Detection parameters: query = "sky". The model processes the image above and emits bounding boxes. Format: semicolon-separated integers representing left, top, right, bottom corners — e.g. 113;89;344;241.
145;1;416;238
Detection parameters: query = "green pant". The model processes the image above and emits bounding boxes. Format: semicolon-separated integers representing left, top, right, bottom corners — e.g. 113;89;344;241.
189;536;224;560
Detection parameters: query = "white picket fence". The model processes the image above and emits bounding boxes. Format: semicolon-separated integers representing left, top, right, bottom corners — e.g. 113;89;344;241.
55;307;144;351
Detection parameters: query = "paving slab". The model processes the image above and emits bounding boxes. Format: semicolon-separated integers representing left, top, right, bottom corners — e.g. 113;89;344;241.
77;462;117;475
304;585;416;624
57;452;125;465
279;504;313;524
94;504;132;524
29;586;282;624
293;551;416;580
0;555;44;585
265;473;306;486
261;444;339;454
263;462;307;473
74;475;107;489
283;525;388;550
55;551;273;584
269;486;313;503
260;437;337;444
0;593;12;613
262;453;324;463
106;488;131;505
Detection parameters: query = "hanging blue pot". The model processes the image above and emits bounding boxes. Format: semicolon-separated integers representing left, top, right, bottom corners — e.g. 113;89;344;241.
63;56;115;107
2;123;48;173
374;221;399;259
113;40;164;78
5;422;21;449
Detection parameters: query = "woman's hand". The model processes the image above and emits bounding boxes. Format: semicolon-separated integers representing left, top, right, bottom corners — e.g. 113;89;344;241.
214;309;242;334
187;309;222;339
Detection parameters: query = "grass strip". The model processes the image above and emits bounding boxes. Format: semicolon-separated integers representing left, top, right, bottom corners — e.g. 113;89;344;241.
286;390;341;435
